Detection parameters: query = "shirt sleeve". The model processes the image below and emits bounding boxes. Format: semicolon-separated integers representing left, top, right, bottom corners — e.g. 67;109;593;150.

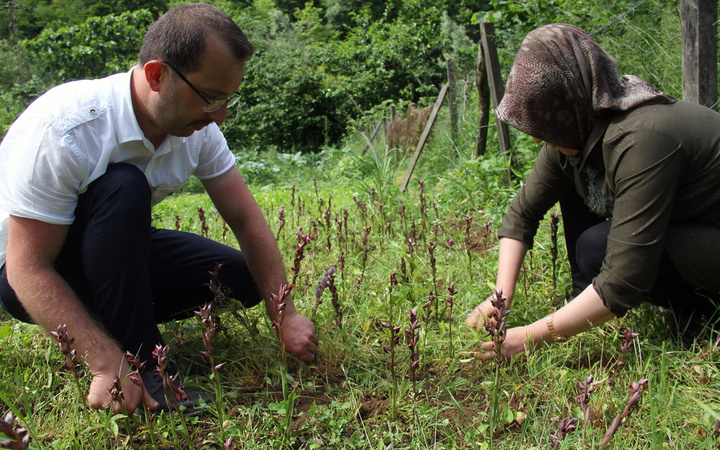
593;127;685;317
0;118;87;225
499;144;575;247
193;124;237;180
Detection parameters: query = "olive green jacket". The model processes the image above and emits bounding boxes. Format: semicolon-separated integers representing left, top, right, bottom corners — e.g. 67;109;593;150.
499;97;720;316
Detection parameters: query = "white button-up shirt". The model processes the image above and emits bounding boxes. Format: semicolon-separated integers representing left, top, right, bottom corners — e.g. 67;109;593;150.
0;70;236;266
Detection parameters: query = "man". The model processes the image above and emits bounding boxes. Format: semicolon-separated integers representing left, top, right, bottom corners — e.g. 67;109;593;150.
0;3;318;414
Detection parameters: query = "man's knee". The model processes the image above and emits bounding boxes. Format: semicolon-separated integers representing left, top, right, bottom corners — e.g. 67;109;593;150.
93;163;150;200
0;266;33;323
76;163;151;224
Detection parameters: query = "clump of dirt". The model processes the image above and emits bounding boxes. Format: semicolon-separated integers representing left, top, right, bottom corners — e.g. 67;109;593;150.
358;393;389;420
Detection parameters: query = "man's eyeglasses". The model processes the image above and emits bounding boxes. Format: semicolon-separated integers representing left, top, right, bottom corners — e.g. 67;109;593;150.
163;61;241;113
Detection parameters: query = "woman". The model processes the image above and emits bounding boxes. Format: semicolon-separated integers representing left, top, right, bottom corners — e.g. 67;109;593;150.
466;23;720;358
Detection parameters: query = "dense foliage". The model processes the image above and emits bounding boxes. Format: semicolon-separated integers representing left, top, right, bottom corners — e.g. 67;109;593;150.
22;10;153;83
0;0;715;148
0;0;489;149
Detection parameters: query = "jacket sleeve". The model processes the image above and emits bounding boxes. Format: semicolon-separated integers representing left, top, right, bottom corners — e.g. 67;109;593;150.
498;144;575;248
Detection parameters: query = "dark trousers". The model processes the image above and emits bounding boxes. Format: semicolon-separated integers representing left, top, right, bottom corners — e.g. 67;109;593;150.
560;190;720;321
0;164;262;367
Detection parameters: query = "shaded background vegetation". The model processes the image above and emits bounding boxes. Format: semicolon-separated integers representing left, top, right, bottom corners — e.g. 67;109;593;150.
2;0;713;153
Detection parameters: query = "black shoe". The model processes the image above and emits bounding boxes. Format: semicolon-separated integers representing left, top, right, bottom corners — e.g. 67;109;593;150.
140;369;213;416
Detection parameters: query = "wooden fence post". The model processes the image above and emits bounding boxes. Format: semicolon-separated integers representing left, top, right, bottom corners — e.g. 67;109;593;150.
399;85;448;193
480;21;511;155
475;39;490;157
447;58;458;157
361;118;386;157
681;0;718;109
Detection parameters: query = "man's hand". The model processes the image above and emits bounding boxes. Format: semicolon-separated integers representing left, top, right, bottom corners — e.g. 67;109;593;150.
476;326;529;361
86;356;159;415
281;311;319;362
203;169;320;363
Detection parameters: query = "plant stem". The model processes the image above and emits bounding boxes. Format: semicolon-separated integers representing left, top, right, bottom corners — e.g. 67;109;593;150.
489;362;501;445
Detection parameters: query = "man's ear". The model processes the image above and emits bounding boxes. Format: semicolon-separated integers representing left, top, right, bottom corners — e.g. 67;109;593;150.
144;61;166;93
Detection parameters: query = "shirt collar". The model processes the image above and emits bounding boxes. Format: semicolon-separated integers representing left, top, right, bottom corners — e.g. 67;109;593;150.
113;68;146;145
570;113;612;171
113;68;187;152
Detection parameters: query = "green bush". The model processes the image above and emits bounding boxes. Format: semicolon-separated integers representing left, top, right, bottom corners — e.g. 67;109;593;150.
22;10;154;83
227;1;479;152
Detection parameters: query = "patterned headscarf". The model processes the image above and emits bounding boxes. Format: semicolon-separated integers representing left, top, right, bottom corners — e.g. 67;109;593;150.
496;23;664;150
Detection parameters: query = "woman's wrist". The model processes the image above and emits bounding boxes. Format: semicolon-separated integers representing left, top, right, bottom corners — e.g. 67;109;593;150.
546;313;568;342
524;315;567;348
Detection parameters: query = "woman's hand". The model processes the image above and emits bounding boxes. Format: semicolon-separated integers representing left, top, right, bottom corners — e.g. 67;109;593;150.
465;298;497;331
476;326;530;360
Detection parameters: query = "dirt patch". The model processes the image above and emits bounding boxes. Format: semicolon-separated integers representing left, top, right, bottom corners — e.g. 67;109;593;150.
447;219;496;256
358;393;389;420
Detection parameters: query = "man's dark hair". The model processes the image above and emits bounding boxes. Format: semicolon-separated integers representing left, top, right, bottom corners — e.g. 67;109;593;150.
138;3;254;73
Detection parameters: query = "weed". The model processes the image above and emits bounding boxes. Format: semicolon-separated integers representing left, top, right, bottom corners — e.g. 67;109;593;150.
152;344;193;449
194;302;227;441
274;206;286;241
464;215;473;271
549;211;560;291
197;207;209;238
483;289;510;444
0;411;31;450
601;378;649;449
381;320;402;420
49;325;89;416
576;374;600;440
268;284;297;447
291;229;315;287
404;309;422;397
617;328;640;371
446;282;458;359
549;417;578;449
314;265;341;328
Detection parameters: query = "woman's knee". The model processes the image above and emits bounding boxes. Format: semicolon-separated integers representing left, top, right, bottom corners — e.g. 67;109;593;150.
663;223;720;295
575;221;610;278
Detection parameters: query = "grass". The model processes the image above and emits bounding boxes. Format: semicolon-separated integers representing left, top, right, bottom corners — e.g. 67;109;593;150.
1;141;719;449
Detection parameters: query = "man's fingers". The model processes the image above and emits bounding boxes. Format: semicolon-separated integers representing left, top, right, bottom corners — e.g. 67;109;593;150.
143;389;160;410
128;374;159;410
112;400;126;415
294;339;319;362
465;308;483;329
299;350;316;362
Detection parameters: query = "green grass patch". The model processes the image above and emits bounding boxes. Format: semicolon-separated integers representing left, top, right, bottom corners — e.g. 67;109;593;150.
1;144;719;449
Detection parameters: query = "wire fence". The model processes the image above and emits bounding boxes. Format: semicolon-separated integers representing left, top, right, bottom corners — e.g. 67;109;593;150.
490;0;718;100
589;0;686;98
